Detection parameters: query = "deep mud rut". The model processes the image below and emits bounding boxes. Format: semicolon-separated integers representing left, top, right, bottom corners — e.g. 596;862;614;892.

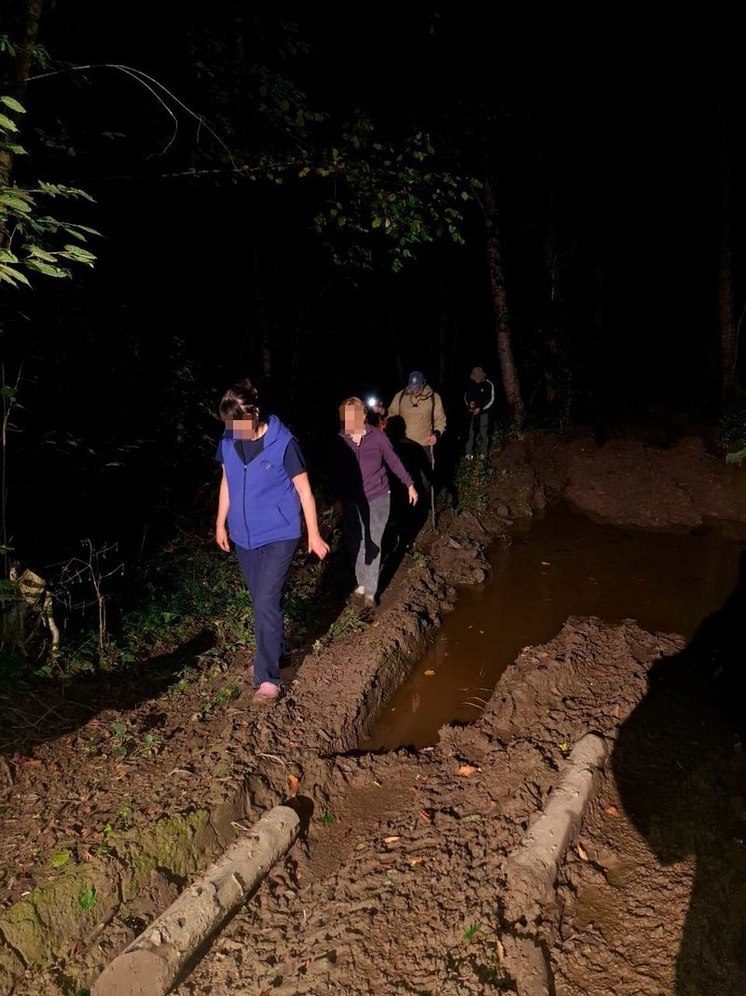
3;430;746;995
173;618;746;996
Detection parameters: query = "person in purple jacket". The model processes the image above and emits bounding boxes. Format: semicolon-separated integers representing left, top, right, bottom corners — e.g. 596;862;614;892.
215;379;329;703
329;396;418;606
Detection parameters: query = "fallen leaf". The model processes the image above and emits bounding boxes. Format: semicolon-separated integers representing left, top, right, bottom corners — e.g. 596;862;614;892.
419;810;432;822
384;836;400;844
604;805;620;818
458;764;479;777
424;670;435;677
287;773;300;797
541;561;551;566
410;856;424;866
462;813;482;823
577;844;589;861
612;704;620;718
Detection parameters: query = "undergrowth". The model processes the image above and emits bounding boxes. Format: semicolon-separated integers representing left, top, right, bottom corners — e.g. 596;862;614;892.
718;397;746;464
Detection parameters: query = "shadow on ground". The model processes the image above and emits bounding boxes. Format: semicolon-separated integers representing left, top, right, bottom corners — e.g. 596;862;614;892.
0;630;217;755
613;552;746;995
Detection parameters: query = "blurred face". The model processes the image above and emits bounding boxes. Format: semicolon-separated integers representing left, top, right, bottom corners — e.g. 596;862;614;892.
229;415;258;439
343;405;365;434
407;384;423;397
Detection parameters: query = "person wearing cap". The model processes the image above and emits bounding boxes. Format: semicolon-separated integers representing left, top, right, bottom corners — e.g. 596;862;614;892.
385;371;446;513
464;366;495;460
387;371;447;451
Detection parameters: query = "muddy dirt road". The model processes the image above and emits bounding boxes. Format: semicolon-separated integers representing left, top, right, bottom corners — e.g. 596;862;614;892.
3;431;745;995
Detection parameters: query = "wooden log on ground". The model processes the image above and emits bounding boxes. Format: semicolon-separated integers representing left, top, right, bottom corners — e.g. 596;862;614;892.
503;733;607;922
501;733;607;995
93;805;300;996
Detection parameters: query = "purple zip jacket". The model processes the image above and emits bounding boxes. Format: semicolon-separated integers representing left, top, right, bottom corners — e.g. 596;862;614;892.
330;426;413;503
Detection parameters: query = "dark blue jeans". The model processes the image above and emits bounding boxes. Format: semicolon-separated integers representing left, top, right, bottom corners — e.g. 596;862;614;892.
235;538;298;687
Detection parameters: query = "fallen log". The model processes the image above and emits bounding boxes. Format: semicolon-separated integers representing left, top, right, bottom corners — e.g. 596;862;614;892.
93;804;300;996
501;733;607;995
503;733;607;922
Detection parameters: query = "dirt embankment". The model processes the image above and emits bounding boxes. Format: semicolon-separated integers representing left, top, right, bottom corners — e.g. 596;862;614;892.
2;430;745;994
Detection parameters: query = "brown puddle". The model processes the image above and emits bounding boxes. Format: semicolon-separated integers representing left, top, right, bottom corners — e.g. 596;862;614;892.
362;502;746;749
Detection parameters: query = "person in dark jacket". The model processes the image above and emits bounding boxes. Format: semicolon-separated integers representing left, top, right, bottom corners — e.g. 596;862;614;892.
329;397;418;605
464;366;495;459
215;379;329;703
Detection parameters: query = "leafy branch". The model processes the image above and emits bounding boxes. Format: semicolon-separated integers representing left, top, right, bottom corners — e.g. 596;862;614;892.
308;117;477;272
0;96;98;289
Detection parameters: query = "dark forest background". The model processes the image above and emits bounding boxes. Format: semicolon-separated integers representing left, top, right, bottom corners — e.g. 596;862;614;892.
1;1;745;663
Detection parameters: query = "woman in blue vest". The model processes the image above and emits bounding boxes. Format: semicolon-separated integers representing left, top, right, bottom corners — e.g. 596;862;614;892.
215;380;329;704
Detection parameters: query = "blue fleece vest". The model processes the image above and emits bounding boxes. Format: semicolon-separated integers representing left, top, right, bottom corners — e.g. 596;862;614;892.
220;415;302;551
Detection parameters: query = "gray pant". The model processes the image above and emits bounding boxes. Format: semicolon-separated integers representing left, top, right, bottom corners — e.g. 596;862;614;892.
342;492;391;598
466;413;490;457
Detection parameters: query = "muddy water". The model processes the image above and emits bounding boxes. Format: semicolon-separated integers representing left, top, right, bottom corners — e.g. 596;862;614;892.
362;503;746;749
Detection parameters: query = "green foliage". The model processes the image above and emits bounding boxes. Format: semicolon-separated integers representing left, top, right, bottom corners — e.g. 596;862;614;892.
718;397;746;464
51;538;253;678
454;458;499;515
312;606;366;654
283;561;325;642
77;887;97;911
0;97;98;289
309;118;476;272
198;683;239;720
121;539;255;651
186;19;475;273
327;606;367;638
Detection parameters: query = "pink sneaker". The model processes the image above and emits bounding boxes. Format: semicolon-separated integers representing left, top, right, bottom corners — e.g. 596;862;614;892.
253;681;281;705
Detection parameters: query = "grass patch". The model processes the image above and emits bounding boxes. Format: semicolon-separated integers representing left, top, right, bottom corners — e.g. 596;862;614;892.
718;397;746;464
452;458;500;516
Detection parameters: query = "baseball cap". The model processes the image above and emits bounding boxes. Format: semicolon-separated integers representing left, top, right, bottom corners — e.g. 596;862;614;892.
407;370;425;391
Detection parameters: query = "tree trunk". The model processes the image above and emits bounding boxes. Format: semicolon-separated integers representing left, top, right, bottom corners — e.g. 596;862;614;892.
437;282;449;389
716;103;737;399
481;167;524;424
14;0;44;91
